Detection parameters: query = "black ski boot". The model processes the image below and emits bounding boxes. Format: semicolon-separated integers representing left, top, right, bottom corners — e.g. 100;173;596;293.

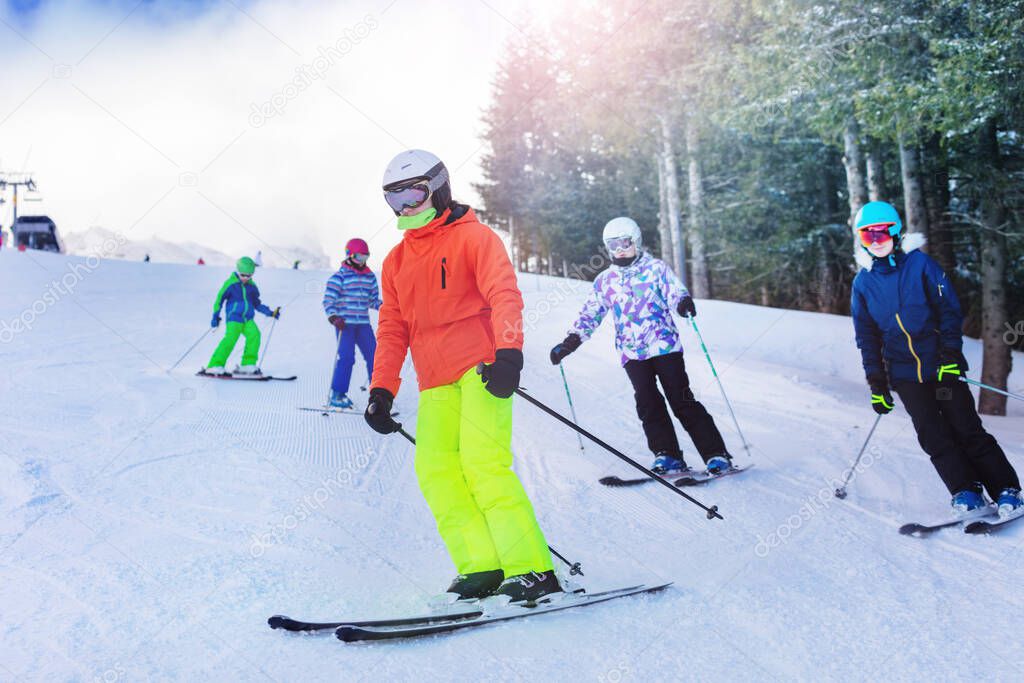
493;570;563;603
446;569;504;600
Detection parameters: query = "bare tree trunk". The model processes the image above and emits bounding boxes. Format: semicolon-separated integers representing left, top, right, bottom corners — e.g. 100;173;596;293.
865;138;887;201
923;134;955;273
684;115;710;298
976;120;1011;416
842;118;868;224
656;152;674;271
546;245;554;276
562;259;568;279
898;133;930;240
508;215;518;272
819;149;840;312
658;114;688;285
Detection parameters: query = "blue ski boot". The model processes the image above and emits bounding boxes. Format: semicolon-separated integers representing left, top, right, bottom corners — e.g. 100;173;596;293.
329;392;354;409
950;486;986;517
706;455;732;475
996;488;1023;519
651;452;687;475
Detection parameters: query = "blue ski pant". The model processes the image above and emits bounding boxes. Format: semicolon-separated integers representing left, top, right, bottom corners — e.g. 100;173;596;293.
332;323;376;395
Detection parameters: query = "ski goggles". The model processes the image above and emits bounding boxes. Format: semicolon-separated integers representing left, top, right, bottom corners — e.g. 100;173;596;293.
383;182;430;213
383;163;450;214
350;252;369;265
858;223;896;247
604;236;635;253
237;272;253;279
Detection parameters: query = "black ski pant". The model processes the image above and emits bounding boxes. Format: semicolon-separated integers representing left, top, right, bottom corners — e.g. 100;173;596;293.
623;352;727;464
893;380;1019;498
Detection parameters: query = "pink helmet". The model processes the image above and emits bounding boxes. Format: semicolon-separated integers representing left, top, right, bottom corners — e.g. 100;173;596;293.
345;238;369;257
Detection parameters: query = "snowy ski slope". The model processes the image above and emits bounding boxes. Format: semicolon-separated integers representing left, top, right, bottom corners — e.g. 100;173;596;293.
1;249;1022;681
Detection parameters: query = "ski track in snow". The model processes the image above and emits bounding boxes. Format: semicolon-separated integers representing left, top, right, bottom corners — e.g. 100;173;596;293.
1;251;1023;681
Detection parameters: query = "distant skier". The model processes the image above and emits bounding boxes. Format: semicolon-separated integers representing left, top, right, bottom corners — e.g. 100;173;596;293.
851;201;1021;518
197;257;205;265
204;256;280;375
254;250;263;267
144;254;150;262
364;149;559;603
322;238;381;408
550;217;733;477
292;260;301;270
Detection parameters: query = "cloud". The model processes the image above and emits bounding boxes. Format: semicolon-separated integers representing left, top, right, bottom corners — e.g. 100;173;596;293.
0;0;523;263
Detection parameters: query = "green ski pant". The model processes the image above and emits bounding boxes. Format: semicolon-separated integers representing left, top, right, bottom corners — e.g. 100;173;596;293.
208;320;261;368
415;367;553;577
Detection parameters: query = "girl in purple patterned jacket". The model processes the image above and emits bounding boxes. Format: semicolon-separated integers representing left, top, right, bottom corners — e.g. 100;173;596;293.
550;217;733;476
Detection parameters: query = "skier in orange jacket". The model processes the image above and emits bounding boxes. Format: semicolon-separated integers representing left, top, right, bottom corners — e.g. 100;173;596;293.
364;149;559;604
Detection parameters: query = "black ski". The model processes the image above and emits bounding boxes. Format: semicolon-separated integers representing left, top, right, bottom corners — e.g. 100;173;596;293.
899;505;997;536
297;406;399;417
196;371;296;381
268;605;482;632
673;464;753;487
599;470;696;487
335;583;671;642
599;465;751;488
964;509;1024;534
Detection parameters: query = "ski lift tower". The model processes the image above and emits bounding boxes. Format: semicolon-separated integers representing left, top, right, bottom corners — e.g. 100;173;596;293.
0;172;38;248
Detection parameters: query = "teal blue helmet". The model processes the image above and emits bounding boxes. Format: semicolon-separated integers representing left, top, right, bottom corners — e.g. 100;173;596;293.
854;201;902;238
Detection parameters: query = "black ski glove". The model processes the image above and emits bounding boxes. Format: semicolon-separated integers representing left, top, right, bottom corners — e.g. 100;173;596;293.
478;348;523;399
868;373;894;415
937;348;966;384
549;333;582;365
677;295;697;318
364;388;400;434
328;315;346;332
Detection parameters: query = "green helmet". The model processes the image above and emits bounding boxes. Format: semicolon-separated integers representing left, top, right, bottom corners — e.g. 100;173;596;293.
236;256;256;275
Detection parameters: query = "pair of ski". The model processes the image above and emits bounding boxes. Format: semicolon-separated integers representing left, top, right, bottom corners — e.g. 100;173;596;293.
599;464;752;488
899;504;1024;536
269;583;670;642
196;370;296;381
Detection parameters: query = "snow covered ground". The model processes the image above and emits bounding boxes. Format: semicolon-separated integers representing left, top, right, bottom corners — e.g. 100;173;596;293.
2;248;1023;681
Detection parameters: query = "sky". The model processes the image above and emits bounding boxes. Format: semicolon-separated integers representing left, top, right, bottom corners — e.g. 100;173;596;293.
0;0;561;263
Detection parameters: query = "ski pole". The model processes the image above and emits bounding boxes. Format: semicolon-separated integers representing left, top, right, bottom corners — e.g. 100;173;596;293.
321;329;347;410
558;364;585;454
257;310;280;370
391;424;584;575
834;413;882;499
686;314;751;459
960;376;1024;403
168;327;213;371
478;366;722;520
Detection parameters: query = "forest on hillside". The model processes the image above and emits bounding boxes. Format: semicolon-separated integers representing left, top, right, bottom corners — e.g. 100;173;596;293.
474;0;1023;414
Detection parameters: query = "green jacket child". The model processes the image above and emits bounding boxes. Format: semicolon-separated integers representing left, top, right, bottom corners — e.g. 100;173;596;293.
205;256;280;375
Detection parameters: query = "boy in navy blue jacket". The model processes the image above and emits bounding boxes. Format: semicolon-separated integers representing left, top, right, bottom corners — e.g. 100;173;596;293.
850;201;1021;518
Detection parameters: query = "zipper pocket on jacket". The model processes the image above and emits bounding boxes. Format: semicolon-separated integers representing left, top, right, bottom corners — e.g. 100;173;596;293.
441;257;447;290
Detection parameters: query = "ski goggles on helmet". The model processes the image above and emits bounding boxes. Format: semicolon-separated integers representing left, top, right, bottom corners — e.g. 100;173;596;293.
604;236;635;252
858;223;896;247
383;182;430;213
383;163;450;214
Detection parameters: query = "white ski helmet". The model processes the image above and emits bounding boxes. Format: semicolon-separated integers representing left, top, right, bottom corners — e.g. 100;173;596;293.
602;216;642;251
381;149;449;191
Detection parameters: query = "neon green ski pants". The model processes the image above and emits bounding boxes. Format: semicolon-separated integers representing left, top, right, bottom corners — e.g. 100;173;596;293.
208;320;261;368
415;367;553;577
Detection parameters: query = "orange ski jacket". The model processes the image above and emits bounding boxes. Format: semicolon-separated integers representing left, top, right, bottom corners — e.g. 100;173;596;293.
370;206;524;396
